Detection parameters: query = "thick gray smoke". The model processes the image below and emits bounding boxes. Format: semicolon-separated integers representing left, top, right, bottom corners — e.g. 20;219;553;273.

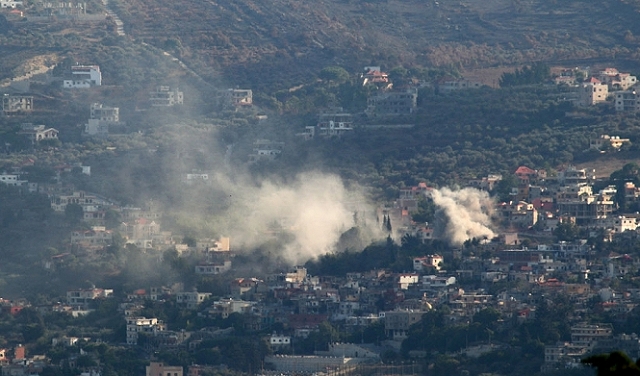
179;170;381;265
113;123;382;266
226;172;375;264
429;187;496;245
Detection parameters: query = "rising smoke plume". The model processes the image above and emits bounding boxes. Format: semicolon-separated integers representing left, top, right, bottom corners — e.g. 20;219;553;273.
229;172;377;264
429;187;496;245
114;121;382;266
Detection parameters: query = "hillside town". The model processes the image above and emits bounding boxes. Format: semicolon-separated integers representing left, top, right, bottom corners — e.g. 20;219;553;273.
2;6;640;372
3;147;640;374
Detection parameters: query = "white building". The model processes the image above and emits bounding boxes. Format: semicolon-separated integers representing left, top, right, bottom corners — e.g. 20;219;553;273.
207;298;255;319
0;0;23;8
397;273;419;290
195;260;231;275
413;255;444;272
0;174;27;187
70;226;113;248
265;355;363;373
571;323;613;347
63;65;102;88
590;135;630;150
18;124;59;145
269;334;291;349
439;79;483;92
175;291;212;308
127;317;166;345
599;216;638;233
67;288;113;308
422;275;456;288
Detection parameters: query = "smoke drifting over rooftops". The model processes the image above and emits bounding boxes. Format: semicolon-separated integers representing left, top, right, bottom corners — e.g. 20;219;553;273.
224;172;376;264
429;187;496;245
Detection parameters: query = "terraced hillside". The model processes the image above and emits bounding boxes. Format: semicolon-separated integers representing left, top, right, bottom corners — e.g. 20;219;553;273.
111;0;640;90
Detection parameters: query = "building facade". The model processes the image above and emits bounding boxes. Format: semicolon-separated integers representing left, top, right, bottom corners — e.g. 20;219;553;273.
63;65;102;88
150;86;183;106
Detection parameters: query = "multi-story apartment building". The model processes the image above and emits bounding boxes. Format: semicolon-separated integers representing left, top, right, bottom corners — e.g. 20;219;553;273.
614;90;640;112
365;88;418;117
570;323;613;347
85;103;120;136
127;317;166;345
149;86;183;106
576;77;608;106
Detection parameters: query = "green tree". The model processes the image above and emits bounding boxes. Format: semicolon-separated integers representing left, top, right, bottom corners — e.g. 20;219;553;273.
582;351;640;376
553;222;581;242
319;66;350;83
65;203;84;223
388;66;409;87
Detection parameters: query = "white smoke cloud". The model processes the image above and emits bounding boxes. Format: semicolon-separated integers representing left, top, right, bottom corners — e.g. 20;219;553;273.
198;171;380;265
117;124;382;266
429;187;496;245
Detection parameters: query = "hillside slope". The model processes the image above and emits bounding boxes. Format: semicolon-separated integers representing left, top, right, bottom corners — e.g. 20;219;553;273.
113;0;640;90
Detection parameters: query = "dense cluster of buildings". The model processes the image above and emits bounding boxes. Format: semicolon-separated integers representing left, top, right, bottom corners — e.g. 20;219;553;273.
564;66;640;110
